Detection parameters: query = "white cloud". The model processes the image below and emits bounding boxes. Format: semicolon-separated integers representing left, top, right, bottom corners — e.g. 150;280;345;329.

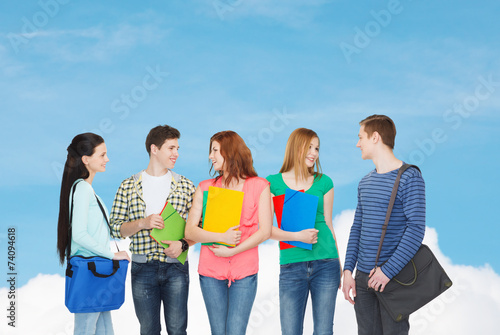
1;211;499;334
26;24;168;62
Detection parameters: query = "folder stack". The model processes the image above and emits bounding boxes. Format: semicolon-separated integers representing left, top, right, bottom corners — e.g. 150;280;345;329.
274;189;319;250
150;202;188;264
202;186;245;247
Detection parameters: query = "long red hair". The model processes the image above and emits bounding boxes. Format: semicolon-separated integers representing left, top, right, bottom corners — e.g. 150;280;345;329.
209;131;258;186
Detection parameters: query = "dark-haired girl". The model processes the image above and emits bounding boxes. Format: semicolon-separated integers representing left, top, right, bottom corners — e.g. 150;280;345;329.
57;133;129;335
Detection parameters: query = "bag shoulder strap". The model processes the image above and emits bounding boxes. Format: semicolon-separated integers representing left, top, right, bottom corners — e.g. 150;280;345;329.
374;164;421;267
94;194;120;252
66;181;119;266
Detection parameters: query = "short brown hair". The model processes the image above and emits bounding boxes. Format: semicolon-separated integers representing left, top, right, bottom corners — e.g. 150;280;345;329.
209;130;258;185
145;125;180;156
360;115;396;149
279;128;322;182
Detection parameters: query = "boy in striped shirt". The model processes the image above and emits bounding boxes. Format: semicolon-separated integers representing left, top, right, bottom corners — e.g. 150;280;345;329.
342;115;426;335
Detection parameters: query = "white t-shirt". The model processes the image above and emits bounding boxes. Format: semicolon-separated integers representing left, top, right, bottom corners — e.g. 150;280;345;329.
142;170;172;216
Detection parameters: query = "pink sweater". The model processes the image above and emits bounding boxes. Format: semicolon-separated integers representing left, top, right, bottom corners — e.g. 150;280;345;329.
198;176;269;284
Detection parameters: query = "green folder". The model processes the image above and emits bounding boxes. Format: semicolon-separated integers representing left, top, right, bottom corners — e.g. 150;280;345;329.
202;191;208;226
201;191;214;246
150;202;188;264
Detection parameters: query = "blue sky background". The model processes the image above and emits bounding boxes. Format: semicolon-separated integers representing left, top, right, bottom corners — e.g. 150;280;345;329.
0;0;499;288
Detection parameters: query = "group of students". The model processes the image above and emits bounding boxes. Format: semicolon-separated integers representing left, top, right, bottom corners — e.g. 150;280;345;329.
57;114;426;335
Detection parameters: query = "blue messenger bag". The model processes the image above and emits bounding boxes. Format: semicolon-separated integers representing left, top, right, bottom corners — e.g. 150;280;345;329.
65;181;129;313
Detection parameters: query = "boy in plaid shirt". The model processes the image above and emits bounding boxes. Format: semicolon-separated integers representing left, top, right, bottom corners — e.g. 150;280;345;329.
110;125;195;335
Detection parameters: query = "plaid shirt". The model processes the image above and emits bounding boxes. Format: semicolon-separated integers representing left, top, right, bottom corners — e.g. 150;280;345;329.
110;170;196;263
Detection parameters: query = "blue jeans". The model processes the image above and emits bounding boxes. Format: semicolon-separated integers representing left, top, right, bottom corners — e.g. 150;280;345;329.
279;258;340;335
354;271;409;335
131;261;189;335
74;311;113;335
199;274;258;335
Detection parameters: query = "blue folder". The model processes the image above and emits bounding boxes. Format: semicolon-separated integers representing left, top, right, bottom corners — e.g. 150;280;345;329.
281;189;319;250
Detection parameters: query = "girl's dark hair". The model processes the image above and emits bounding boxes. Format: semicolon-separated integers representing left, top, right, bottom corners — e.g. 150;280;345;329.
57;133;104;264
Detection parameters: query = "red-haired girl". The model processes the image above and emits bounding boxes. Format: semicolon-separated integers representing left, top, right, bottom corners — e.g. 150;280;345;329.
185;130;272;335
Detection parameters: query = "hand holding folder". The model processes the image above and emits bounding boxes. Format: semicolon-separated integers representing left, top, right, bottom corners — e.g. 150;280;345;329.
202;186;244;247
150;202;188;264
280;189;319;250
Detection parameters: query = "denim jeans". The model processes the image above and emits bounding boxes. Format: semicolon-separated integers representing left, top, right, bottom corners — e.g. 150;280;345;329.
74;311;114;335
199;274;258;335
354;271;409;335
131;261;189;335
279;258;340;335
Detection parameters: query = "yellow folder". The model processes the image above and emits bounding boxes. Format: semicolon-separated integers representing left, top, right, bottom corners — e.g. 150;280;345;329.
202;186;244;247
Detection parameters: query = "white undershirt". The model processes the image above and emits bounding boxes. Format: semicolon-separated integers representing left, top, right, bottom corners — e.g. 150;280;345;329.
142;170;172;216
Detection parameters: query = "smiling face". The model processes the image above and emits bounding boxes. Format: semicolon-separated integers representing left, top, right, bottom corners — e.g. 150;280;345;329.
356;125;375;160
304;137;320;168
154;138;179;170
83;142;109;174
209;140;225;172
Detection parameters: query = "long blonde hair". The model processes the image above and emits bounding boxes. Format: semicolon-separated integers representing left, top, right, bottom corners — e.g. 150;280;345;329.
279;128;322;182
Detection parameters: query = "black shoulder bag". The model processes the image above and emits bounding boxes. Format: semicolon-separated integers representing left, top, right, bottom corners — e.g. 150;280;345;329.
372;164;453;322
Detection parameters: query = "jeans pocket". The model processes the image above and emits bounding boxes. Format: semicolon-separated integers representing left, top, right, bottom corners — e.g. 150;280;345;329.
173;262;189;275
131;261;143;275
318;258;341;269
280;262;302;277
318;258;337;262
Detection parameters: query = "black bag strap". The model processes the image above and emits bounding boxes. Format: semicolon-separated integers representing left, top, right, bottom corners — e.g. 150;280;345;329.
66;180;119;267
94;193;120;252
87;259;121;278
374;163;421;268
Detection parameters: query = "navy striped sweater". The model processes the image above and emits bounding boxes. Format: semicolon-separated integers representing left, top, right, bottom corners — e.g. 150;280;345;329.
344;166;426;279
